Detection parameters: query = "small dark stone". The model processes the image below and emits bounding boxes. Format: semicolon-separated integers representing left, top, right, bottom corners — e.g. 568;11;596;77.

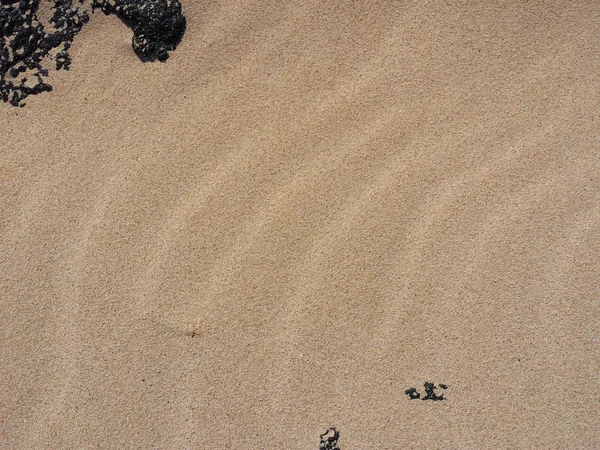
9;65;26;77
404;387;421;400
56;50;71;70
422;381;445;401
319;427;341;450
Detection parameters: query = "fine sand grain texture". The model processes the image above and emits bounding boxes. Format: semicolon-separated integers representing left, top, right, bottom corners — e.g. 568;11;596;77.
2;1;600;448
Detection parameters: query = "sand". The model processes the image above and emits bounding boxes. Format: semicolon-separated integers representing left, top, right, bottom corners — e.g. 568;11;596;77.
1;1;599;448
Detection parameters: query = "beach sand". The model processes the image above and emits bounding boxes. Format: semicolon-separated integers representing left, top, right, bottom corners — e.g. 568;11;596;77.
1;1;599;448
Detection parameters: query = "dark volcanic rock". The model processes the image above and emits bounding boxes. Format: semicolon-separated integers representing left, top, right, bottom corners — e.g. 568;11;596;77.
92;0;186;62
1;0;89;106
1;0;186;107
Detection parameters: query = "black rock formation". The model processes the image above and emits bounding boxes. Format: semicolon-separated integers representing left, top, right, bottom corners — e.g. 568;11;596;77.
92;0;186;62
1;0;186;107
1;0;89;106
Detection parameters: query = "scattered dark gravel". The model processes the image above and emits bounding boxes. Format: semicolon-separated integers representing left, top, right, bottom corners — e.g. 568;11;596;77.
1;0;186;107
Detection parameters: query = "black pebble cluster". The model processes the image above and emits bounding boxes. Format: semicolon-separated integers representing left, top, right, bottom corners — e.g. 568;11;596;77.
1;0;89;106
1;0;186;107
405;381;448;401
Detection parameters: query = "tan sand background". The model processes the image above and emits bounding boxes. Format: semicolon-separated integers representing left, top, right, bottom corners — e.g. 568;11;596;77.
1;1;600;448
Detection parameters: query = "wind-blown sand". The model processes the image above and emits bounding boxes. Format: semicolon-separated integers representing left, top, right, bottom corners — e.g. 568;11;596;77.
1;1;599;448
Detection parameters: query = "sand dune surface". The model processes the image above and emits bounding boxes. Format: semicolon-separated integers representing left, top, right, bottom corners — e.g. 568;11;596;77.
1;1;599;448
